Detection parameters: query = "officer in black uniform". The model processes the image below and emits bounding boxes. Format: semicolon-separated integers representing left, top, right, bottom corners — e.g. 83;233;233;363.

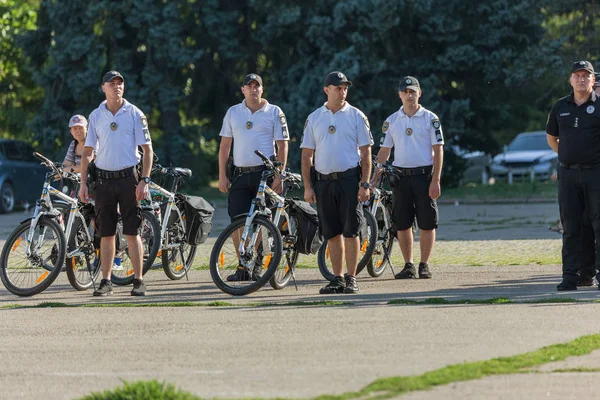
547;61;600;291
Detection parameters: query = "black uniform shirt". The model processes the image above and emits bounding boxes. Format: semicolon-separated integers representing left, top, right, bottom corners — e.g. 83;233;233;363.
546;91;600;165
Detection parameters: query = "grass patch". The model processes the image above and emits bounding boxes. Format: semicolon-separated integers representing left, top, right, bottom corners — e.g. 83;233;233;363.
253;300;351;307
388;297;577;305
444;181;557;201
81;333;600;400
551;367;600;373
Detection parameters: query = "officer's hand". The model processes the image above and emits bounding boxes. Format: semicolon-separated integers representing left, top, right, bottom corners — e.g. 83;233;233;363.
358;187;370;203
270;176;283;194
136;181;149;201
218;177;230;193
429;180;441;200
304;188;317;205
79;184;89;204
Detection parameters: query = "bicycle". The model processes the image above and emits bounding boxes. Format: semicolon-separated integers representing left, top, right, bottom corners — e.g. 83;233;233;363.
365;161;398;278
143;164;199;281
209;150;303;296
0;153;93;296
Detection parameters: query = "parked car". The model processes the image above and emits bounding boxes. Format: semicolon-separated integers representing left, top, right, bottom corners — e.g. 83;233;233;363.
0;139;48;213
490;131;557;181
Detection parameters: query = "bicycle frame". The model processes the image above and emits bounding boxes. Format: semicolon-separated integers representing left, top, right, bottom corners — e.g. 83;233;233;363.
147;181;186;251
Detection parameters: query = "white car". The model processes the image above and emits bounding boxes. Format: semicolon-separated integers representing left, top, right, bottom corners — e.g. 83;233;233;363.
490;131;557;181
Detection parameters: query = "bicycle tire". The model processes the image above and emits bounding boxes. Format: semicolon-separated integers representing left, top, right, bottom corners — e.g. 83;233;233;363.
210;214;282;296
270;214;299;290
162;204;197;280
0;217;66;296
367;228;394;277
111;210;161;286
317;209;377;281
65;215;101;290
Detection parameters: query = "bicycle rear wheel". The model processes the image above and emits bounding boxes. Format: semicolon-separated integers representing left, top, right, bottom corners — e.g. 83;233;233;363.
317;209;377;281
270;214;299;290
0;217;66;296
65;216;101;291
111;210;161;286
210;214;282;296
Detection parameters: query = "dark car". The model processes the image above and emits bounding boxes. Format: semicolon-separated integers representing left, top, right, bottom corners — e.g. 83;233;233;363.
0;139;48;213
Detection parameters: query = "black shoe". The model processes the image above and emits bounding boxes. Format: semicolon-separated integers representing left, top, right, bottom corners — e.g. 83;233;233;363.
344;275;359;293
418;262;432;279
131;278;146;296
577;275;594;287
226;266;251;282
557;281;577;291
319;276;345;294
395;263;417;279
93;279;113;296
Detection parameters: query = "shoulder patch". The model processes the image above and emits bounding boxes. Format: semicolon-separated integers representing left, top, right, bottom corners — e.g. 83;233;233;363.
431;119;441;130
279;113;287;126
141;115;148;128
362;114;370;130
382;121;389;133
304;119;309;131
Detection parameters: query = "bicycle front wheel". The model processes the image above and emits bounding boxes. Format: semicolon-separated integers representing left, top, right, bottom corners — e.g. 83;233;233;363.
0;217;66;296
317;210;377;281
270;214;299;290
111;210;161;286
210;214;282;296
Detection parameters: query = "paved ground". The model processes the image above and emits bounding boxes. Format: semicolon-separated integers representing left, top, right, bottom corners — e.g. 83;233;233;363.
4;201;599;400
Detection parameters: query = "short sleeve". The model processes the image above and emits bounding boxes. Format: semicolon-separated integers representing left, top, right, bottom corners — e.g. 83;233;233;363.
63;141;76;164
300;117;315;150
84;112;98;149
219;108;233;138
134;109;151;146
356;111;374;147
381;119;394;148
429;114;444;145
546;102;559;137
273;107;290;141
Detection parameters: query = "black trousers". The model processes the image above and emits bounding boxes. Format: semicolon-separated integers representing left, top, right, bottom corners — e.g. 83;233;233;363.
558;166;600;282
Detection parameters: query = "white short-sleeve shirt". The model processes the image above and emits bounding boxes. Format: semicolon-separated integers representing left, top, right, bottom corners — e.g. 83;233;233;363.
300;102;373;174
85;99;151;171
219;99;289;167
381;106;444;168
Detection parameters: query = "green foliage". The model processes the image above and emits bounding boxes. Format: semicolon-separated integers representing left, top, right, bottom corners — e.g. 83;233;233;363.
1;0;587;186
80;380;197;400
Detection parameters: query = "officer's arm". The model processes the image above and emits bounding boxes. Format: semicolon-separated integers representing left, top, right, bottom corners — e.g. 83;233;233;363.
432;144;443;182
140;144;153;178
301;149;314;190
219;137;233;180
275;140;288;170
375;147;391;165
359;145;372;183
79;147;94;185
547;134;559;153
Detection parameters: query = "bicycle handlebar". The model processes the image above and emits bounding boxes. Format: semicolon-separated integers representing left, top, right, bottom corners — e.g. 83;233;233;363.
33;152;79;182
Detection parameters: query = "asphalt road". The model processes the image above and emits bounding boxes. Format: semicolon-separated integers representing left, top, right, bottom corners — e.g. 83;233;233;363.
3;201;598;400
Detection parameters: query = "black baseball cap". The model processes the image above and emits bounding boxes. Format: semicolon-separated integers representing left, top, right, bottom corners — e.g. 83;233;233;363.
324;71;352;87
571;61;594;74
243;73;263;86
102;70;124;84
398;76;420;92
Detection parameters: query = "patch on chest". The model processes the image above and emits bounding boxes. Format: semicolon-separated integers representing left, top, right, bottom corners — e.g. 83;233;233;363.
406;128;413;136
587;105;595;114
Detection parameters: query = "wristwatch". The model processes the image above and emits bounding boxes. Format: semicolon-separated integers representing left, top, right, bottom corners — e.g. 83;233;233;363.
360;182;371;190
141;176;150;184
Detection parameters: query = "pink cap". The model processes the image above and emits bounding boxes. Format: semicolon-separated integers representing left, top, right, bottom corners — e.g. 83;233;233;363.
69;114;87;128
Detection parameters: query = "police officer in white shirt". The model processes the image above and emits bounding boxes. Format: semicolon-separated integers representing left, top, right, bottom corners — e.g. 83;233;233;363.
301;71;373;294
79;70;153;297
375;76;443;280
218;73;289;281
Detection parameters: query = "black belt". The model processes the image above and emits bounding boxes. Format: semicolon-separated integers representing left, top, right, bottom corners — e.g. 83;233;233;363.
234;165;267;174
559;162;600;170
316;166;360;180
394;165;433;176
96;166;136;179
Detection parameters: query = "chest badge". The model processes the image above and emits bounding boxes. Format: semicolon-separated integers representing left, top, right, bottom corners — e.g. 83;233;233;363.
406;128;413;136
110;122;118;131
246;121;253;129
328;125;336;134
587;105;595;114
